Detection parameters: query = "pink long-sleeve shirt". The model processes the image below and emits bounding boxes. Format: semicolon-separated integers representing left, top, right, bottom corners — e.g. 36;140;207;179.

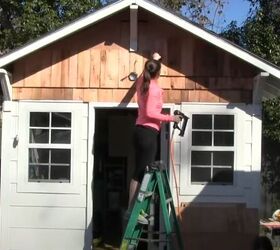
136;77;174;131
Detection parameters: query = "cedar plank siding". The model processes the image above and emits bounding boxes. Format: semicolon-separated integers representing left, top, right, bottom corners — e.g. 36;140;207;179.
11;9;257;103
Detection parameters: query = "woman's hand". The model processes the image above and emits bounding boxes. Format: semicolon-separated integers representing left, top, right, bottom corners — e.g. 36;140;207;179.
152;52;162;61
173;115;182;123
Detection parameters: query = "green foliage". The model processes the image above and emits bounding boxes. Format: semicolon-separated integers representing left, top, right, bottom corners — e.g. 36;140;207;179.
0;0;102;54
222;0;280;67
262;97;280;142
261;97;280;197
262;136;280;198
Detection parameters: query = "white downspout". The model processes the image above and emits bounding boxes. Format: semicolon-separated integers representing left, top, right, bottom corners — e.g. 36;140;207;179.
0;69;12;101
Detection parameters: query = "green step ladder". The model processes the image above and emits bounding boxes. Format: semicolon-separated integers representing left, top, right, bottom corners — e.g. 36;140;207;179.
120;161;184;250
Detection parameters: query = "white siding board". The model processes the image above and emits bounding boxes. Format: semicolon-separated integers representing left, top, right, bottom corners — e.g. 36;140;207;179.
10;184;87;207
9;228;85;250
244;143;252;166
244;120;252;143
81;163;88;185
9;161;18;184
10;207;86;229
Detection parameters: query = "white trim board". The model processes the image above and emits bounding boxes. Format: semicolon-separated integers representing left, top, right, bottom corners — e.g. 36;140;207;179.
0;0;280;80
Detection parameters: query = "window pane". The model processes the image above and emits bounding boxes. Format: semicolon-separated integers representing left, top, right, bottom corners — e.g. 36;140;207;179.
29;165;49;180
51;165;70;180
51;130;71;144
212;168;233;183
191;151;211;165
192;115;212;129
214;115;234;130
213;151;234;166
192;131;212;146
191;167;211;182
30;112;49;127
214;132;234;146
52;113;71;127
29;148;49;163
29;129;49;143
51;149;71;164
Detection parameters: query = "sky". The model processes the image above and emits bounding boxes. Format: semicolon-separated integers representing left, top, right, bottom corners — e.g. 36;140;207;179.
182;0;253;33
223;0;251;27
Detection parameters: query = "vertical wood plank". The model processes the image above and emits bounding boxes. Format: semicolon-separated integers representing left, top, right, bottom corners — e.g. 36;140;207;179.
12;88;20;100
77;49;90;88
61;49;70;87
153;38;168;76
68;52;78;88
106;47;119;88
40;48;52;87
181;35;194;76
170;77;186;89
12;60;25;87
90;48;101;88
98;89;113;102
167;38;184;76
100;46;106;87
50;50;62;87
24;52;41;87
129;52;143;78
119;22;130;88
83;89;98;102
159;76;171;89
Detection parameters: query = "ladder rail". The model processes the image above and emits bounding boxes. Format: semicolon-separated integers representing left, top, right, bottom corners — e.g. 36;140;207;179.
120;161;184;250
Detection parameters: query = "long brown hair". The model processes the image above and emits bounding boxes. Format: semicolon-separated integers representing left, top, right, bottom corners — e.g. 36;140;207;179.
141;59;161;95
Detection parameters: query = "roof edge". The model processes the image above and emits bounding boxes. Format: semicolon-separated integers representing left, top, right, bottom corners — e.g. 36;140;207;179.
0;69;12;101
0;0;131;68
135;0;280;79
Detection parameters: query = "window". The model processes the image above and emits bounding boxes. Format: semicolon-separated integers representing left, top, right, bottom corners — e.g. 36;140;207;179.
28;112;72;182
191;114;234;185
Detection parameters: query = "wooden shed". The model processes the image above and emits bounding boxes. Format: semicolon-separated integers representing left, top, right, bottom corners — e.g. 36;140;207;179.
1;0;280;249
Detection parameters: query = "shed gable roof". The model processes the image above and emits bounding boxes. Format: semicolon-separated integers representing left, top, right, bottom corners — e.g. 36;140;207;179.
0;0;280;81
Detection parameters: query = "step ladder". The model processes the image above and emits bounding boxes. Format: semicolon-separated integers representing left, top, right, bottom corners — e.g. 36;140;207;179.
120;161;184;250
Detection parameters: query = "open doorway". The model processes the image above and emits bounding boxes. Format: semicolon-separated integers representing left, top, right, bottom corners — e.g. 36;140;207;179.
92;108;137;248
92;107;171;249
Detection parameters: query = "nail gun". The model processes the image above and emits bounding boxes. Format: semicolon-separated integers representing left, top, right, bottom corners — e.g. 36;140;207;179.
173;110;189;137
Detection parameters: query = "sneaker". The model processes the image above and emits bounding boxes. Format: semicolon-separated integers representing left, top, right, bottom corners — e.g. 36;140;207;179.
92;237;102;248
140;209;149;218
137;214;149;225
144;191;153;198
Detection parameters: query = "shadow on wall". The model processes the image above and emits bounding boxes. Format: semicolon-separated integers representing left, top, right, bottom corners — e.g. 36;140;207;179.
177;170;261;250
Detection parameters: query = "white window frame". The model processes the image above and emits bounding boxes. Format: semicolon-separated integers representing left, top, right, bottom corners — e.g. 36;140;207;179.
180;103;246;196
17;101;84;193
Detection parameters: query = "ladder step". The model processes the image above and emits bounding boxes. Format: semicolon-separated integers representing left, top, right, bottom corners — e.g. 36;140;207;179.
166;197;172;203
127;237;172;243
142;230;176;235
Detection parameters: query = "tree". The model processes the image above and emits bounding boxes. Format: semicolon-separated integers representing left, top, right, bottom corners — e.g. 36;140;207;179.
0;0;102;54
153;0;226;31
262;97;280;203
222;0;280;67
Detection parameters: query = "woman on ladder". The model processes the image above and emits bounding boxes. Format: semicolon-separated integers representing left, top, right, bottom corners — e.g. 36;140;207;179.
128;53;181;224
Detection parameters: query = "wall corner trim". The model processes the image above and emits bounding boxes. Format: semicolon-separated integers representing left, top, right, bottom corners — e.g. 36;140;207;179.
130;3;138;52
0;68;12;101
